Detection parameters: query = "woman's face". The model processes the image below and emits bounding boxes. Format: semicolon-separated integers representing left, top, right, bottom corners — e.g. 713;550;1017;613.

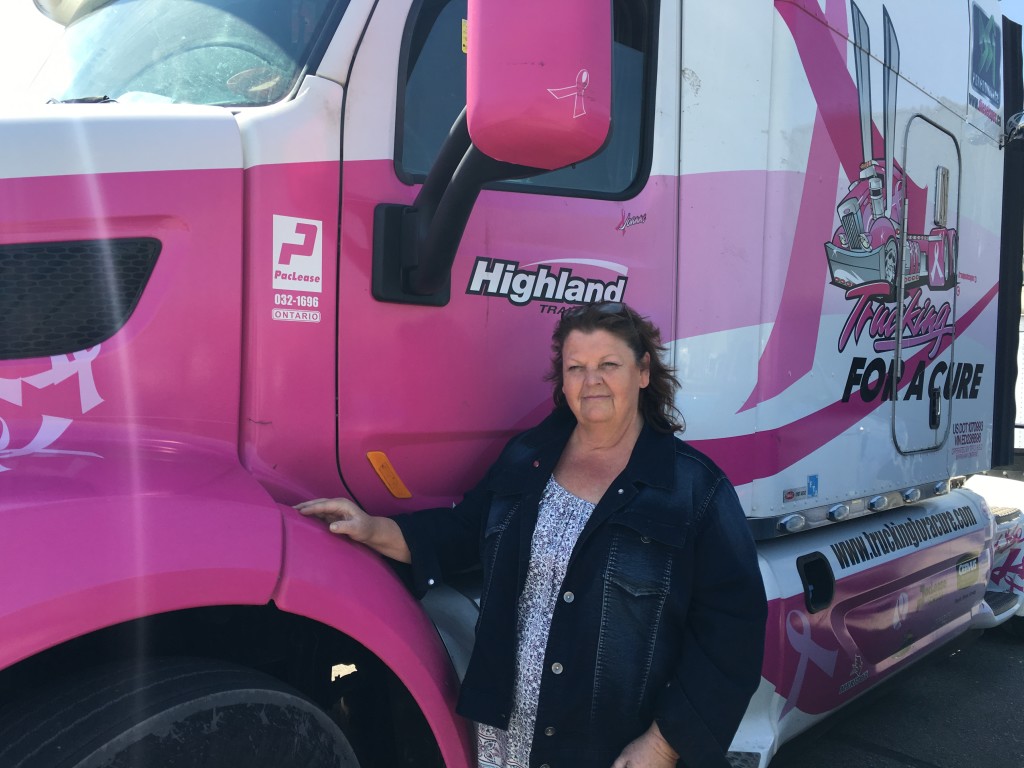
561;329;650;429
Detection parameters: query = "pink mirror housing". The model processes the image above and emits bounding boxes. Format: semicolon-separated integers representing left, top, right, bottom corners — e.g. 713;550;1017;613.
466;0;612;171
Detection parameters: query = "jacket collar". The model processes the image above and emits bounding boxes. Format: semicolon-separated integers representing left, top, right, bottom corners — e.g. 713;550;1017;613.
491;407;677;494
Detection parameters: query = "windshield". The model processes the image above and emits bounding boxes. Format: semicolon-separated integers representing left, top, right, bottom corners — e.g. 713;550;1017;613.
33;0;344;106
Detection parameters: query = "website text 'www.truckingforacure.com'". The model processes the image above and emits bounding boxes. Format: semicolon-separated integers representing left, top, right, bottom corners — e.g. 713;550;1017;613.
830;506;980;569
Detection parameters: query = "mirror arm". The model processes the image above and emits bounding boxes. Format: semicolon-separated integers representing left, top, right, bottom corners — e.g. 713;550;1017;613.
372;109;540;304
412;108;473;224
405;146;536;296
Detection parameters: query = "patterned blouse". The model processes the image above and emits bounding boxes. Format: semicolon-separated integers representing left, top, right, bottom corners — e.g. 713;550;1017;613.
477;475;595;768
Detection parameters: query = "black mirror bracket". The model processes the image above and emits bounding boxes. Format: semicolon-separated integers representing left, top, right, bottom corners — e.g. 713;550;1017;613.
371;203;451;306
372;108;540;306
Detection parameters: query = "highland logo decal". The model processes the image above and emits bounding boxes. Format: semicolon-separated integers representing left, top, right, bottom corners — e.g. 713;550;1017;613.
466;257;627;307
273;215;323;293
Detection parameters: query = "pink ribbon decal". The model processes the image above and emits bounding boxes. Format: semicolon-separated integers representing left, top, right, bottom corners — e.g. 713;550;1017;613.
23;346;103;414
782;609;838;716
547;69;590;118
0;415;101;472
930;250;945;284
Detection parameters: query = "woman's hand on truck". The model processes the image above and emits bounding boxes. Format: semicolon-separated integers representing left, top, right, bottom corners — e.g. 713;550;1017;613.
294;498;412;563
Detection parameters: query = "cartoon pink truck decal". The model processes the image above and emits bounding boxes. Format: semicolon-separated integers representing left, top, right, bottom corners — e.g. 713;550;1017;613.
0;1;1022;767
825;3;958;299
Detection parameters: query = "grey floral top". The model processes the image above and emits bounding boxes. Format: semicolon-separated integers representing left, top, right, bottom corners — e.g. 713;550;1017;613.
477;476;595;768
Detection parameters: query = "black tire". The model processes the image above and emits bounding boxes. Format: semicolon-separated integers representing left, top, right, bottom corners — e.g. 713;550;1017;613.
0;657;360;768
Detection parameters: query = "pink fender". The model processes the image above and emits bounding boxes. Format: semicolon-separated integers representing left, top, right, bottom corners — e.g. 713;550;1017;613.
0;437;283;671
274;512;475;768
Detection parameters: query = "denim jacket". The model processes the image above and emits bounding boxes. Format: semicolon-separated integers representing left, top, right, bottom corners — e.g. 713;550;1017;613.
394;408;767;768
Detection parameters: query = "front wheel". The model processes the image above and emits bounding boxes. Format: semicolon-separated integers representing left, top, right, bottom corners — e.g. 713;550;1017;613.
0;657;360;768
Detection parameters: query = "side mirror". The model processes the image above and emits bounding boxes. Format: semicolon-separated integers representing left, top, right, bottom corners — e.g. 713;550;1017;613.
371;0;614;306
32;0;92;25
466;0;613;170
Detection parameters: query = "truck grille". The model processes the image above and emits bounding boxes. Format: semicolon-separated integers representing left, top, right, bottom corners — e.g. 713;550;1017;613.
0;238;160;360
841;211;864;247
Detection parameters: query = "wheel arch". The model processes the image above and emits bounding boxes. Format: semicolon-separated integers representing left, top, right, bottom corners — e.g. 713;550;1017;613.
273;512;475;768
0;448;285;674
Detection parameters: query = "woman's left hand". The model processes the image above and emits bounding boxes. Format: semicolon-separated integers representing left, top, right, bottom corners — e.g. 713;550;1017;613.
611;722;679;768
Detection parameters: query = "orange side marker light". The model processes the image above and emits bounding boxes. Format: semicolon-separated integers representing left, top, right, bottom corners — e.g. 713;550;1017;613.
367;451;413;499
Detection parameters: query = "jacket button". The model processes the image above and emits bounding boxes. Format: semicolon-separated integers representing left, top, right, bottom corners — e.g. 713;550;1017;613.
562;591;575;603
540;764;551;768
533;460;540;468
551;662;563;674
640;535;652;544
427;578;436;586
617;488;624;494
544;726;556;736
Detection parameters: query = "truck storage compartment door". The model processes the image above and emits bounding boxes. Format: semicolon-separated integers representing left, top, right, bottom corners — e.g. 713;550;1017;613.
893;116;961;454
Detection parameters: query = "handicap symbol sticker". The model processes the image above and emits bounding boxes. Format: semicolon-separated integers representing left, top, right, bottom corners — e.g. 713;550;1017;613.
807;475;819;498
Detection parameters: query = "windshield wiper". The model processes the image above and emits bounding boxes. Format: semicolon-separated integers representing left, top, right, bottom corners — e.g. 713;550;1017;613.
47;96;117;104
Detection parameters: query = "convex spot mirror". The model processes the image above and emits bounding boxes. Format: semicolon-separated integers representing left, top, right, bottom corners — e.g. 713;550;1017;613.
33;0;99;25
466;0;612;171
1004;110;1024;147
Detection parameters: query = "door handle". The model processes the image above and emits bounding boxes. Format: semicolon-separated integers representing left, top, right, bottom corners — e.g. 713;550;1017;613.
929;386;941;430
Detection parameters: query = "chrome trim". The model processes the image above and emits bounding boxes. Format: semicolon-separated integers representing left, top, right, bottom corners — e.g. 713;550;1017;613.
828;504;851;522
779;514;807;534
748;479;955;540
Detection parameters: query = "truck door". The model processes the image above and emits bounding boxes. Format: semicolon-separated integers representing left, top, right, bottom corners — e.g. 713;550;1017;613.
893;118;960;454
334;0;676;511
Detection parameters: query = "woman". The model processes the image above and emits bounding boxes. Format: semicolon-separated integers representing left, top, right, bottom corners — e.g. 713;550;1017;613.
297;302;767;768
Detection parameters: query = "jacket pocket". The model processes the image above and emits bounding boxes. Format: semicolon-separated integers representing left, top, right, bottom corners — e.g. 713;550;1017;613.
592;519;685;721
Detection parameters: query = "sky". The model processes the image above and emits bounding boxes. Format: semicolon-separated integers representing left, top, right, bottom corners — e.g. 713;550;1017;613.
0;0;1023;101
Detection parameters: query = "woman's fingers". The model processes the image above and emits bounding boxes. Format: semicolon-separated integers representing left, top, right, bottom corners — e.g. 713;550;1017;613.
294;497;376;543
294;499;331;520
328;518;355;534
295;498;357;518
294;499;409;563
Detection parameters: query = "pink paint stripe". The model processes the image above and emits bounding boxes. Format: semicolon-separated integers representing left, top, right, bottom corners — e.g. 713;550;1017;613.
776;0;864;180
692;283;998;485
739;111;838;411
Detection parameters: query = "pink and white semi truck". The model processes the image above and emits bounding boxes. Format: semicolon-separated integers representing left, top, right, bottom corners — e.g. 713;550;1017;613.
1;0;1023;765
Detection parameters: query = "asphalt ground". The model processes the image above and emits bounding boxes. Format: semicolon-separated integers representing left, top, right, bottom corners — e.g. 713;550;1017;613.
768;625;1024;767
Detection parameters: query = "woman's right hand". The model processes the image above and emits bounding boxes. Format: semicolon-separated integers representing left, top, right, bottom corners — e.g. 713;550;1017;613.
295;497;376;543
294;497;412;563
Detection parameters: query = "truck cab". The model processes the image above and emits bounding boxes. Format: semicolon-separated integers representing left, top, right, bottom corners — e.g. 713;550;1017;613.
1;1;1022;766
